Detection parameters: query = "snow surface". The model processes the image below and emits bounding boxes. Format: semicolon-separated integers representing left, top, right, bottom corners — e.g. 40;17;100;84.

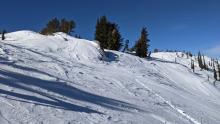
0;31;220;124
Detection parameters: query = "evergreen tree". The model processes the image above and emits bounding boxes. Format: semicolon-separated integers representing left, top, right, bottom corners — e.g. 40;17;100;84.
202;55;208;70
41;18;60;35
122;40;129;52
191;59;195;72
186;51;192;58
95;16;122;50
214;68;217;81
186;52;189;59
148;51;152;58
75;34;81;38
154;48;159;53
135;27;150;58
198;51;204;69
188;52;193;57
107;24;122;50
2;30;6;40
211;58;214;67
95;16;109;49
41;18;75;35
60;19;75;34
218;63;220;80
213;59;215;68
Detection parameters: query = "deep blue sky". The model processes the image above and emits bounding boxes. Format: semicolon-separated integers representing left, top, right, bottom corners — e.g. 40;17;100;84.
0;0;220;57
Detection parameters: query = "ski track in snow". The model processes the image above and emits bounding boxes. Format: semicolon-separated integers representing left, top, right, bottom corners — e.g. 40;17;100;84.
0;31;220;123
135;79;201;124
0;111;11;124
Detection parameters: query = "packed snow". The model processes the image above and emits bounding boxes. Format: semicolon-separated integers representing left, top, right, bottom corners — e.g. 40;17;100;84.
0;31;220;124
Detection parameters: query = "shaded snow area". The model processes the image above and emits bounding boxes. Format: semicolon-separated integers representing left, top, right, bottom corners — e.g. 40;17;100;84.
0;31;220;124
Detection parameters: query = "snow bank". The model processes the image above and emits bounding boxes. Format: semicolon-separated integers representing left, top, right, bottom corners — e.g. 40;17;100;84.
4;30;103;62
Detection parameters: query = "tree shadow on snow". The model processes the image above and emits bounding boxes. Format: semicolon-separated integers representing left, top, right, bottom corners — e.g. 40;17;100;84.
148;57;189;69
148;57;177;64
104;51;119;62
0;59;80;86
0;68;143;114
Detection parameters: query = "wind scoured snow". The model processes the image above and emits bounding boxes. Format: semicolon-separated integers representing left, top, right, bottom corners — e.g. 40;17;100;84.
0;31;220;124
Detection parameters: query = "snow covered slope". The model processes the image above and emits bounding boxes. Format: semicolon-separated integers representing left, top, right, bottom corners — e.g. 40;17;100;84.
4;31;103;62
0;31;220;124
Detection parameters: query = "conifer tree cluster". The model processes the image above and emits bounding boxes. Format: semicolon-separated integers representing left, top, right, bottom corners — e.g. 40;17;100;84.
212;59;220;82
41;18;75;35
95;16;122;50
186;51;193;59
209;58;215;67
134;27;150;58
197;52;208;70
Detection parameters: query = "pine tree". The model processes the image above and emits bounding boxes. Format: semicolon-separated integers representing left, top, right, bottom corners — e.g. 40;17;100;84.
2;30;6;40
95;16;109;49
148;51;152;58
198;51;204;69
75;34;81;38
60;19;75;34
218;63;220;80
154;48;159;53
135;27;150;58
212;58;214;67
213;60;215;67
41;18;75;35
41;18;60;35
95;16;122;50
202;55;207;70
107;24;122;50
188;52;193;57
214;68;217;81
191;59;195;72
122;40;129;52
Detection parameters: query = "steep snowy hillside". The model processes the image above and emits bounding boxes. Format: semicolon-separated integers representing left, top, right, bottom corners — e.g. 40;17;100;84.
0;31;220;124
